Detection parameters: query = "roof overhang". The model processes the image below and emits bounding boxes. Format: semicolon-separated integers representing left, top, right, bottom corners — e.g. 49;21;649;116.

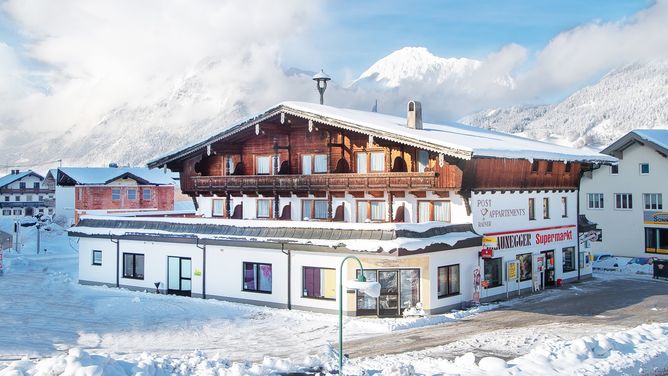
601;131;668;159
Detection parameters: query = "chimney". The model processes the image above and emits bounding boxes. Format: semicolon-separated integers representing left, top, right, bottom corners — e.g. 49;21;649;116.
407;100;422;130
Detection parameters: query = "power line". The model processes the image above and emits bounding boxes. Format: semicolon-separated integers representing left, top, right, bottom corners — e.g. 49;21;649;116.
0;159;63;169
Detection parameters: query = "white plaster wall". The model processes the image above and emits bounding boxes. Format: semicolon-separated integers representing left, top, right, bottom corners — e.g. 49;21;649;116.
580;142;668;257
56;186;75;224
428;247;479;310
78;237;118;285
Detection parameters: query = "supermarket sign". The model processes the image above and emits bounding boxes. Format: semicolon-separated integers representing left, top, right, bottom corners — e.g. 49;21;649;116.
644;211;668;225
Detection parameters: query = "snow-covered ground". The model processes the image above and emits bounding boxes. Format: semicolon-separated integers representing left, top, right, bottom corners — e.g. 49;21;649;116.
1;219;667;375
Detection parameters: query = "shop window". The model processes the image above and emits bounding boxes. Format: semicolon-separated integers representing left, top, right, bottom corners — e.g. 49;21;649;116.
400;269;420;309
123;253;144;279
517;253;532;281
437;264;460;298
640;163;650;175
483;257;503;288
256;199;272;219
543;197;550;219
587;193;604;209
111;188;121;201
356;200;385;222
302;200;328;220
561;197;568;217
212;199;225;217
356;269;420;316
127;189;137;200
302;267;336;300
610;164;619;174
243;262;272;293
646;228;668;253
92;250;102;266
563;247;576;272
614;193;633;210
643;193;663;210
418;201;451;223
142;189;152;200
528;198;535;220
355;270;377;314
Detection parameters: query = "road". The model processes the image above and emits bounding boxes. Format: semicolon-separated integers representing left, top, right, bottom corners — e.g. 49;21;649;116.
345;275;668;360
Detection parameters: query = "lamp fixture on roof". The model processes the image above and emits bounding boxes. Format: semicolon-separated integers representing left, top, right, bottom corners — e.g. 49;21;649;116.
312;69;331;105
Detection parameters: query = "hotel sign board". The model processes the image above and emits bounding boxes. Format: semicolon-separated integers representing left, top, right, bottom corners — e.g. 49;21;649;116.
644;211;668;225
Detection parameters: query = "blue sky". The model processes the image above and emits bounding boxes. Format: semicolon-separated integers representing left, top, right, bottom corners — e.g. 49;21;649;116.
293;0;654;78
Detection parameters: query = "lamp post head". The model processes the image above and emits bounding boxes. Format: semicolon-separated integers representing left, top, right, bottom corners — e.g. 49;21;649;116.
312;69;331;105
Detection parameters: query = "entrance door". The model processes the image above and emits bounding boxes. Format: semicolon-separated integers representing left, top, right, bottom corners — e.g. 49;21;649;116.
378;271;399;317
541;251;555;288
168;257;192;296
25;208;34;216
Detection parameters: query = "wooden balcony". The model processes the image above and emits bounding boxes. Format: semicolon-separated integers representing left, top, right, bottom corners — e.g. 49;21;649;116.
186;171;458;193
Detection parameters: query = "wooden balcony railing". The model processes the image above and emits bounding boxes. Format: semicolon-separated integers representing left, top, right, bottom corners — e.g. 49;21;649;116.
185;171;457;193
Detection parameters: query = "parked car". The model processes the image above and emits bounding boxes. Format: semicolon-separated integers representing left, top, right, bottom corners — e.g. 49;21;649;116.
593;253;614;262
628;256;658;266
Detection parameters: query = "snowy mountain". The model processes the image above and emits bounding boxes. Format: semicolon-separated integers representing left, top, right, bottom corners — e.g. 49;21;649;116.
351;47;483;89
460;61;668;148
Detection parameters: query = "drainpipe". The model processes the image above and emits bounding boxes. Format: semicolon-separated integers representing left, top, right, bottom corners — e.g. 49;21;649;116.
196;238;206;299
281;243;291;310
110;236;120;288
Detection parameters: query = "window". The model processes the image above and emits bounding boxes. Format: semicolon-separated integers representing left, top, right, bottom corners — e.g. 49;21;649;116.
142;189;152;200
14;196;20;202
437;264;460;298
417;201;451;223
563;247;575;272
111;188;121;201
644;193;663;210
417;150;429;172
26;194;33;202
2;209;11;216
226;156;235;175
370;152;385;172
48;208;53;214
127;189;137;200
640;163;650;175
564;163;572;173
615;193;633;210
123;253;144;279
356;200;385;222
356;153;368;174
483;257;503;288
302;267;336;299
92;250;102;266
528;198;535;220
19;182;26;189
13;209;21;215
561;197;568;218
546;161;554;173
611;164;619;174
39;195;43;201
645;228;668;254
314;154;328;173
256;156;271;175
587;193;604;209
256;199;272;218
3;196;8;202
38;209;44;214
530;161;539;173
543;197;550;219
33;182;39;189
302;200;328;220
212;199;225;217
302;155;312;175
517;253;532;281
243;262;272;293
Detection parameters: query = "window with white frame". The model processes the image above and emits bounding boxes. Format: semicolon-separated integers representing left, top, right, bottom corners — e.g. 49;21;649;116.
356;200;386;222
370;152;385;172
256;156;271;175
615;193;633;210
111;188;121;201
644;193;663;210
587;193;604;209
314;154;328;173
142;188;152;200
127;189;137;200
356;153;368;174
640;163;650;175
212;199;225;217
302;200;328;220
418;201;451;223
256;199;272;218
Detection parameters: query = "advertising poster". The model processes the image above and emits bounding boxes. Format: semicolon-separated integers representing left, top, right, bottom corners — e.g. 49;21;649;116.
472;266;481;304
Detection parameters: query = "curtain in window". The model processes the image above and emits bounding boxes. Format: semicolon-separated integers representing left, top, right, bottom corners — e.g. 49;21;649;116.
434;201;450;222
356;153;368;174
259;264;272;292
314;154;328;173
302;155;312;175
135;255;144;278
314;200;328;219
418;202;430;223
370;201;385;221
256;156;270;174
370;152;385;172
357;201;368;222
302;200;312;220
257;200;270;218
448;265;459;294
418;150;429;172
124;254;134;277
213;199;225;216
227;156;235;175
243;263;256;290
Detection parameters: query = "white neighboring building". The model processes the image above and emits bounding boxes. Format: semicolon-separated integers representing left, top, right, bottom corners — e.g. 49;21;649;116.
580;129;668;258
0;170;55;218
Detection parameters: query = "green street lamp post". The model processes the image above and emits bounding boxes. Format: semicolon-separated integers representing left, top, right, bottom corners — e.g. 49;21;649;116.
338;255;381;374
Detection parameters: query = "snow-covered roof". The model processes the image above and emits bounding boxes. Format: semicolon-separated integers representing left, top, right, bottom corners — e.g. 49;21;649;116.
69;216;481;254
148;101;616;168
58;167;175;186
0;170;42;188
601;129;668;158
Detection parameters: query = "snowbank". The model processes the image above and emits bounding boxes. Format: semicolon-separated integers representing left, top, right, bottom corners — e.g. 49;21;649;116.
593;257;653;275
